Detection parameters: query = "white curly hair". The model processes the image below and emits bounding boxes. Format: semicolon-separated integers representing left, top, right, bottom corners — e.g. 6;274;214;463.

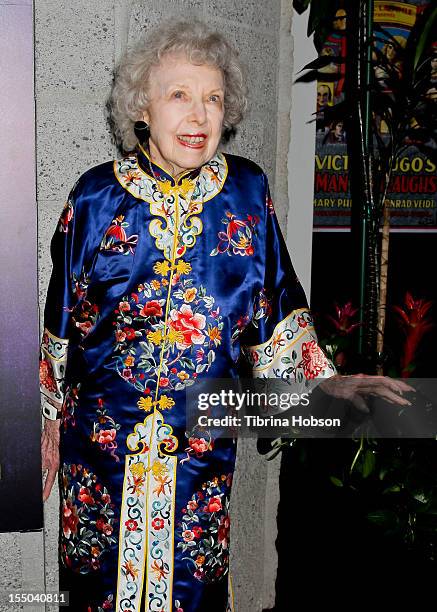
109;19;248;152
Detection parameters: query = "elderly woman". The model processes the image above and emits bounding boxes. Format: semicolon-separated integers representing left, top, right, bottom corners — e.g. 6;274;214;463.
40;19;410;612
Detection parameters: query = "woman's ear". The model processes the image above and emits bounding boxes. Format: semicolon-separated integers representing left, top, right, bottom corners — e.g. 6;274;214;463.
142;109;150;125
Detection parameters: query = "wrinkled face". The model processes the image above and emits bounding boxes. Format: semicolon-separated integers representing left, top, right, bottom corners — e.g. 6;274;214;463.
143;54;225;178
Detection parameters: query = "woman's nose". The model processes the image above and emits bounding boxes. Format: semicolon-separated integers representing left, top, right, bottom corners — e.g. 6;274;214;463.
189;100;207;124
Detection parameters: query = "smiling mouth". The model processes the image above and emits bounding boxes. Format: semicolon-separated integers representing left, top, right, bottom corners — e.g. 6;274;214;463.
177;134;207;147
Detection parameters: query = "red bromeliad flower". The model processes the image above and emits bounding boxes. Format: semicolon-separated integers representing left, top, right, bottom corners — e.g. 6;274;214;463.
326;301;360;336
393;292;433;377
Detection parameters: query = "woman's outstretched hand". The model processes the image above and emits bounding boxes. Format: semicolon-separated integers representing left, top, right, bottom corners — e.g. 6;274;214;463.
319;374;415;414
41;412;61;501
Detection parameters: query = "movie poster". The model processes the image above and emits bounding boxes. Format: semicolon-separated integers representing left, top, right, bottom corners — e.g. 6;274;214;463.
313;0;436;229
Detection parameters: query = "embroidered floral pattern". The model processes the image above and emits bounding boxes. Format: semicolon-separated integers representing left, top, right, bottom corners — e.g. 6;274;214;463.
210;211;260;257
61;463;117;574
90;398;121;461
252;288;273;327
111;274;222;394
39;358;57;395
176;473;232;584
117;455;147;610
71;267;91;303
62;384;80;431
86;593;114;611
117;412;178;611
180;425;214;465
298;340;329;379
114;153;227;261
100;215;138;255
231;314;250;343
40;329;68;404
68;266;99;338
58;199;74;233
243;308;334;381
266;193;275;215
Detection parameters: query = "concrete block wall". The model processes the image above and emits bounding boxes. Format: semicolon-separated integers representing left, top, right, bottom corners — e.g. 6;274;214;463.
1;1;295;611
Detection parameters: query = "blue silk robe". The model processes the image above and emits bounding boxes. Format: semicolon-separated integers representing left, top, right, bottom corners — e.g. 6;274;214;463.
39;147;334;612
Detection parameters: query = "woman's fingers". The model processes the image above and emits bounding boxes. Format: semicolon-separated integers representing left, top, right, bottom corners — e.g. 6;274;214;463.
349;393;370;414
352;378;412;406
357;376;414;395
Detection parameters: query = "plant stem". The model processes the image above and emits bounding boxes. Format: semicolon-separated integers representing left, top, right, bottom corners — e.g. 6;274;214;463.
377;201;390;374
350;434;365;475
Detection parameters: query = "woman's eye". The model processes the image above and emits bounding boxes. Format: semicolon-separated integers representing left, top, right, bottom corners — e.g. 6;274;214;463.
209;95;220;103
173;90;185;99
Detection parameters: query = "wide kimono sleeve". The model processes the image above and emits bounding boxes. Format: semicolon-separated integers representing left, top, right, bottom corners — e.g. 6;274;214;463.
39;180;95;407
240;176;336;384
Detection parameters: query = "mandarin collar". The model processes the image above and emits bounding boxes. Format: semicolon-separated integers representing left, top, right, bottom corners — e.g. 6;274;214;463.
136;144;202;187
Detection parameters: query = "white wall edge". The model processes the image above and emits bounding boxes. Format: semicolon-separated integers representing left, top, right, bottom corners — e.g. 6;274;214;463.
287;10;317;301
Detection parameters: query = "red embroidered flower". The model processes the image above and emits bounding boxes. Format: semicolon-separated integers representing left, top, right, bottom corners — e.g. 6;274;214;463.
218;515;230;549
78;486;95;505
62;499;79;538
115;330;126;342
187;500;198;511
182;529;195;542
103;524;113;536
101;493;111;504
96;518;106;531
168;304;206;349
119;301;130;312
140;300;163;318
97;429;117;445
188;437;210;454
299;340;327;380
76;320;93;334
59;202;74;232
297;315;308;328
205;496;222;513
125;519;138;531
159;377;169;387
236;315;249;329
106;216;127;241
152;517;165;530
123;328;136;341
192;526;203;538
121;368;133;380
39;358;57;393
